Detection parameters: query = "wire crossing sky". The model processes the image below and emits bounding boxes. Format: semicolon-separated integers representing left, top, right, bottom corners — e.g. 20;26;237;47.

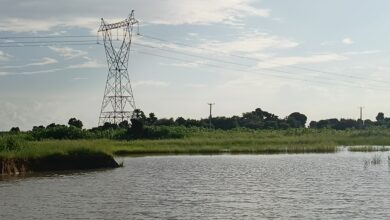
1;0;390;130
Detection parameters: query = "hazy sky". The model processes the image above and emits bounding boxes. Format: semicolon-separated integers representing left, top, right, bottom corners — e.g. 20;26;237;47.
1;0;390;130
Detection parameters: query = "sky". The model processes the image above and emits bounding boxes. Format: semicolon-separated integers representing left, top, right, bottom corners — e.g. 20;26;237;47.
1;0;390;130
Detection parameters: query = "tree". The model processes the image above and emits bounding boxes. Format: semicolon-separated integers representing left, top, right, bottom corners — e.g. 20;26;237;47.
287;112;307;128
118;120;130;129
102;122;118;130
364;119;375;128
264;120;278;129
146;113;157;125
376;112;385;123
133;109;146;121
46;123;57;129
309;121;318;128
155;118;175;126
334;119;358;130
32;125;45;131
9;127;20;133
175;117;186;126
68;118;83;129
278;121;290;129
129;118;145;138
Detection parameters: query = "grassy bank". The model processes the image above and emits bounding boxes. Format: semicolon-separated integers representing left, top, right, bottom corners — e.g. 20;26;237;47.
3;128;390;159
0;136;120;175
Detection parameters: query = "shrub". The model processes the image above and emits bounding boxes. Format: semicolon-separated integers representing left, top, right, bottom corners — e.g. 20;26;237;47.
0;135;25;152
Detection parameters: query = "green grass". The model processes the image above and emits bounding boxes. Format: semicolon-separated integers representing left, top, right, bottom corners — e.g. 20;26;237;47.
349;146;389;152
4;128;390;158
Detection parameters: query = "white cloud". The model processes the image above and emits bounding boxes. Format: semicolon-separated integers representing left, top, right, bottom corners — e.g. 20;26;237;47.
72;77;88;80
49;46;88;59
133;80;170;87
0;18;58;32
221;74;270;88
68;60;105;69
31;57;58;66
0;57;58;69
148;0;270;25
256;53;348;69
135;33;297;61
0;0;270;32
0;50;12;61
0;59;104;76
48;31;68;36
200;33;298;54
0;17;98;33
342;37;354;45
320;41;334;46
343;50;380;56
170;60;208;68
8;68;65;76
185;83;207;88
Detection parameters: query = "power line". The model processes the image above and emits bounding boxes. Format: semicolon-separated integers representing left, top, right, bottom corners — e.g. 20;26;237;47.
0;35;96;39
0;42;99;47
0;39;98;45
0;33;387;86
1;33;390;90
133;42;251;68
0;33;386;84
132;43;389;89
134;50;390;91
138;33;390;85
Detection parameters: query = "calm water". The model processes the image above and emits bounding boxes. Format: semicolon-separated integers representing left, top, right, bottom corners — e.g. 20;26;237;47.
2;152;390;219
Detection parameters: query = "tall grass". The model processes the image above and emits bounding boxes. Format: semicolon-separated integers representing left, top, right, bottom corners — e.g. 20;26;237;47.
4;128;390;158
0;135;26;152
349;146;389;152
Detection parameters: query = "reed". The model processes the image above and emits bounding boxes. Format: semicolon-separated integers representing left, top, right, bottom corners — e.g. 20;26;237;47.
3;128;390;158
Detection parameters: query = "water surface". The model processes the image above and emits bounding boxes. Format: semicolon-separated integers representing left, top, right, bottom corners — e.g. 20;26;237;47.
1;152;390;219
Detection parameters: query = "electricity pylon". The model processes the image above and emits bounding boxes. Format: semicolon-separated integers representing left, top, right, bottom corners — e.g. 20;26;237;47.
98;10;138;125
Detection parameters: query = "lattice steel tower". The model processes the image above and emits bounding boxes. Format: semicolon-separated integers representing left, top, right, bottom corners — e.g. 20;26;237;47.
98;11;138;125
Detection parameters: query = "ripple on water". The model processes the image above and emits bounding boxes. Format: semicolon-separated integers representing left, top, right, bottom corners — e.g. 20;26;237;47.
1;152;390;219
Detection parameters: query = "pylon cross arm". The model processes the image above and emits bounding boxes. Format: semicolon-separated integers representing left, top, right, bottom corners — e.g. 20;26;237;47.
98;10;138;32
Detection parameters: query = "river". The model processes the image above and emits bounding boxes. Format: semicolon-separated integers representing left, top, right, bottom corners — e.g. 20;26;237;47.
1;151;390;219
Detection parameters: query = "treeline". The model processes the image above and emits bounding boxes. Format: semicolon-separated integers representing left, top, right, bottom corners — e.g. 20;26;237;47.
128;108;308;130
5;108;308;141
309;112;390;130
5;108;390;141
26;116;186;141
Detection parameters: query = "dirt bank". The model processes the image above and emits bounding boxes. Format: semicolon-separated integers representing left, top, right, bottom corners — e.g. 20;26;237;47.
0;151;120;175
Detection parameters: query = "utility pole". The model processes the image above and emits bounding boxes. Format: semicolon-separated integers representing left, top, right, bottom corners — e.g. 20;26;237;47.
207;103;215;129
359;106;364;123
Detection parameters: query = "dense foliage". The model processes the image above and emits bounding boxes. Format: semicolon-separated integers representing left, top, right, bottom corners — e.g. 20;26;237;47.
309;112;390;130
3;107;390;141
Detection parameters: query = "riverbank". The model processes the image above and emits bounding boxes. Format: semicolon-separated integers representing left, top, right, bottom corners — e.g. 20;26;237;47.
2;129;390;175
29;129;390;155
0;148;120;175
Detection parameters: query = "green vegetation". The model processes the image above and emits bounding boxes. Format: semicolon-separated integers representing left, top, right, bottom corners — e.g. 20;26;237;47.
349;146;389;152
9;108;390;144
3;107;390;174
4;128;390;159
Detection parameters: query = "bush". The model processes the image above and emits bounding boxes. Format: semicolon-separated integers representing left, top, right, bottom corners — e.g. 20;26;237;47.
32;125;85;140
142;126;186;139
0;135;25;152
